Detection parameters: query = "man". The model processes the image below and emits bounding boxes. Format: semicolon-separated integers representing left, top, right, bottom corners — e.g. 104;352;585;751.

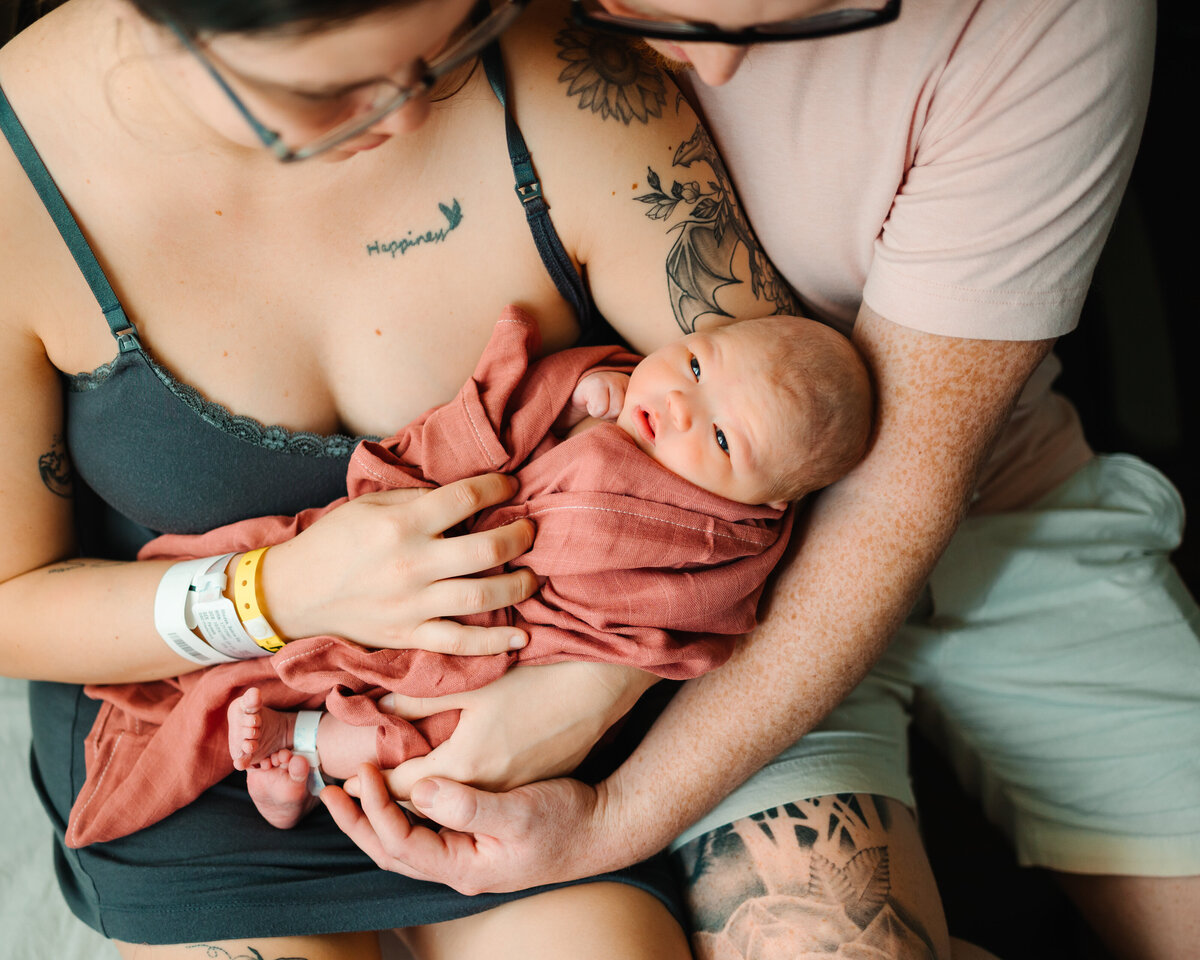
326;2;1199;957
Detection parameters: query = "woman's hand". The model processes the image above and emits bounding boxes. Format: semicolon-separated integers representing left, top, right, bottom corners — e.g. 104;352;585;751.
347;660;659;798
262;473;538;654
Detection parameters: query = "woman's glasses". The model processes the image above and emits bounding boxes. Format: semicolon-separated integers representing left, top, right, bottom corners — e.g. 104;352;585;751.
570;0;900;44
169;0;531;163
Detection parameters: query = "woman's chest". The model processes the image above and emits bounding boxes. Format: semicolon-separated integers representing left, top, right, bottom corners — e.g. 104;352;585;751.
40;124;584;438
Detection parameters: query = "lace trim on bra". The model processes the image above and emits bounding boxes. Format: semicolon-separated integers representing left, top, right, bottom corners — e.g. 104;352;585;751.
65;349;378;459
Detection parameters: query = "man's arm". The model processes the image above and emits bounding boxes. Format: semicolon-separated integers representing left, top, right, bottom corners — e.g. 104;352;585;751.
322;305;1055;892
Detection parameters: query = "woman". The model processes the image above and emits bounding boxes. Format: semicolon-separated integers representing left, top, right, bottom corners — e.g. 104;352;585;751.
0;0;793;955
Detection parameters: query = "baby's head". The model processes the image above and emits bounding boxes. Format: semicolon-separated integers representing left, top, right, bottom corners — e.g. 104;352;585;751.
616;316;873;508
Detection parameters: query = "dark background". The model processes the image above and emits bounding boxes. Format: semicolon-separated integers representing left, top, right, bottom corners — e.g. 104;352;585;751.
917;3;1198;956
2;1;1193;956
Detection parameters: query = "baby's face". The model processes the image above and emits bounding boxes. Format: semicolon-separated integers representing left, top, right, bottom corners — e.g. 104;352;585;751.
616;324;795;507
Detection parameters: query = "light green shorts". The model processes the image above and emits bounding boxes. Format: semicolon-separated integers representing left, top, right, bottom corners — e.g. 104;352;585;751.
674;455;1200;877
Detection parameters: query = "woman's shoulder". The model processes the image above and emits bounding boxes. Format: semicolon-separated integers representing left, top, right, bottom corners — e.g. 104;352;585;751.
0;2;137;344
499;2;698;177
497;2;797;352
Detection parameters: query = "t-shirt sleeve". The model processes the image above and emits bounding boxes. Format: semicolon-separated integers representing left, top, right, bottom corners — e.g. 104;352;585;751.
863;0;1155;341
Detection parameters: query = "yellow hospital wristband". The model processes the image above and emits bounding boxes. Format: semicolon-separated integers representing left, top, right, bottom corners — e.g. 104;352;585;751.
234;547;286;653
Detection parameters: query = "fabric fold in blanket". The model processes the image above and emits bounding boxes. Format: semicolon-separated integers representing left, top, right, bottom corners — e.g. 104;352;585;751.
69;305;791;847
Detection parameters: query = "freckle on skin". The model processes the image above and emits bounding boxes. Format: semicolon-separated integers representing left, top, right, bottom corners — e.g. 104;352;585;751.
632;183;638;189
214;210;223;216
375;329;382;336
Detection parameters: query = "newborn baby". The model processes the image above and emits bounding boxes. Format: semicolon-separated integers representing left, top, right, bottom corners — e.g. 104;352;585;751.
67;308;872;844
228;313;873;827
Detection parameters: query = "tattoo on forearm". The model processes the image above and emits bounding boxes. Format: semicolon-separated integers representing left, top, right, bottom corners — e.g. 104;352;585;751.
187;945;308;960
365;199;463;259
555;25;667;125
676;794;938;960
636;125;800;332
38;434;73;498
46;559;126;574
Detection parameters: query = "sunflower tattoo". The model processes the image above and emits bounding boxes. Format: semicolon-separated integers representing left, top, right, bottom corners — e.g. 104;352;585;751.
555;25;668;125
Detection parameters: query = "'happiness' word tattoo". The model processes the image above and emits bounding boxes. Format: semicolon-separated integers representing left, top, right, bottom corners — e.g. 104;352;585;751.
366;199;463;259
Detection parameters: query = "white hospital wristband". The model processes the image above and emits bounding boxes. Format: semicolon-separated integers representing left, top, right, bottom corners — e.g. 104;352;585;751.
190;555;271;660
154;557;237;665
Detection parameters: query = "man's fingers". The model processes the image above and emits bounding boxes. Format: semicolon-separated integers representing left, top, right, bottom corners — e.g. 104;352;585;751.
410;777;503;835
413;474;520;536
323;768;439;882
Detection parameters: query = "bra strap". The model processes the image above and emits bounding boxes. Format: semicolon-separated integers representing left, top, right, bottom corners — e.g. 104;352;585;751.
481;43;596;334
0;83;140;351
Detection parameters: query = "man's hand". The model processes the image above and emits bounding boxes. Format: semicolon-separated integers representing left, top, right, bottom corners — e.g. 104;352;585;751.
322;765;636;895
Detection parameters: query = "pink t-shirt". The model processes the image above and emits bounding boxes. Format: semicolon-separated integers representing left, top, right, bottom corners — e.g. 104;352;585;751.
683;0;1154;510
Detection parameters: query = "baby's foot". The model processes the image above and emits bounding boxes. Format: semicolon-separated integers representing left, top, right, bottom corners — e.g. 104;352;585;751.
227;687;295;771
245;749;318;830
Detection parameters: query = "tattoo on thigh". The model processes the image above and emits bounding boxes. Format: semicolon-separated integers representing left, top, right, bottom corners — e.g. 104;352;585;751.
635;126;800;332
675;794;938;960
555;25;668;126
38;433;73;498
186;946;308;960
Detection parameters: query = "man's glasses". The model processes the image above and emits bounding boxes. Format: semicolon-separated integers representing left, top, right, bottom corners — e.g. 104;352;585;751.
169;0;531;163
570;0;900;44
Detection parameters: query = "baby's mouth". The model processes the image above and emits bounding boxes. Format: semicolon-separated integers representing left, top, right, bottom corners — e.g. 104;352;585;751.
635;407;656;446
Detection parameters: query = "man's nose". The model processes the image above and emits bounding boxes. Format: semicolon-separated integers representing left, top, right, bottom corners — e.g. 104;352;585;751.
665;390;692;430
679;43;750;86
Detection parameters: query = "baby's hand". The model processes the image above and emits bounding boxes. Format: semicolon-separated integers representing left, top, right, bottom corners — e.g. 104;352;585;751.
555;371;629;432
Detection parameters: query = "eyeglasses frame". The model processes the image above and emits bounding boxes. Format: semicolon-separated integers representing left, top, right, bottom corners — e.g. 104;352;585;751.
569;0;900;44
166;0;532;163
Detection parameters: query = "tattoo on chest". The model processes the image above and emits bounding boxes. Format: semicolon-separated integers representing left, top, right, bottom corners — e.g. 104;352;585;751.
637;125;800;332
555;25;668;125
676;795;939;959
365;199;463;259
38;433;73;498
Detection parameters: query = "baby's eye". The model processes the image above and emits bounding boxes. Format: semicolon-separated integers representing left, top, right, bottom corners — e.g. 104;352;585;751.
690;355;701;380
714;426;729;455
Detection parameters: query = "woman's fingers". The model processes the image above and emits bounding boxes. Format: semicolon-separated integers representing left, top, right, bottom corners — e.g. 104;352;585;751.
425;519;536;582
419;567;538;620
406;618;529;656
410;474;521;536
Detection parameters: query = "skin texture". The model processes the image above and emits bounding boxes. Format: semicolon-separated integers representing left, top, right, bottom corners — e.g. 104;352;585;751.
1;0;788;954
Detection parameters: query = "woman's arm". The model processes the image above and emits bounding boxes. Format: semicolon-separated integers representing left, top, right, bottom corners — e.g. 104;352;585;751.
0;207;539;684
324;306;1054;892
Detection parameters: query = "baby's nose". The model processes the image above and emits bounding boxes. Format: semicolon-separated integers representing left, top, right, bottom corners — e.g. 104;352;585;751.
666;390;691;430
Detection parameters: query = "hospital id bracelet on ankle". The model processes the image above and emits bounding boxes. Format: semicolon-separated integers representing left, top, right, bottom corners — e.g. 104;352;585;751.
293;710;327;796
234;547;287;653
154;556;238;664
189;554;273;660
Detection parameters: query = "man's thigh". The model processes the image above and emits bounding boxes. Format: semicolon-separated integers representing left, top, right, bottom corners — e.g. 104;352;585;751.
908;454;1200;876
674;794;951;960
